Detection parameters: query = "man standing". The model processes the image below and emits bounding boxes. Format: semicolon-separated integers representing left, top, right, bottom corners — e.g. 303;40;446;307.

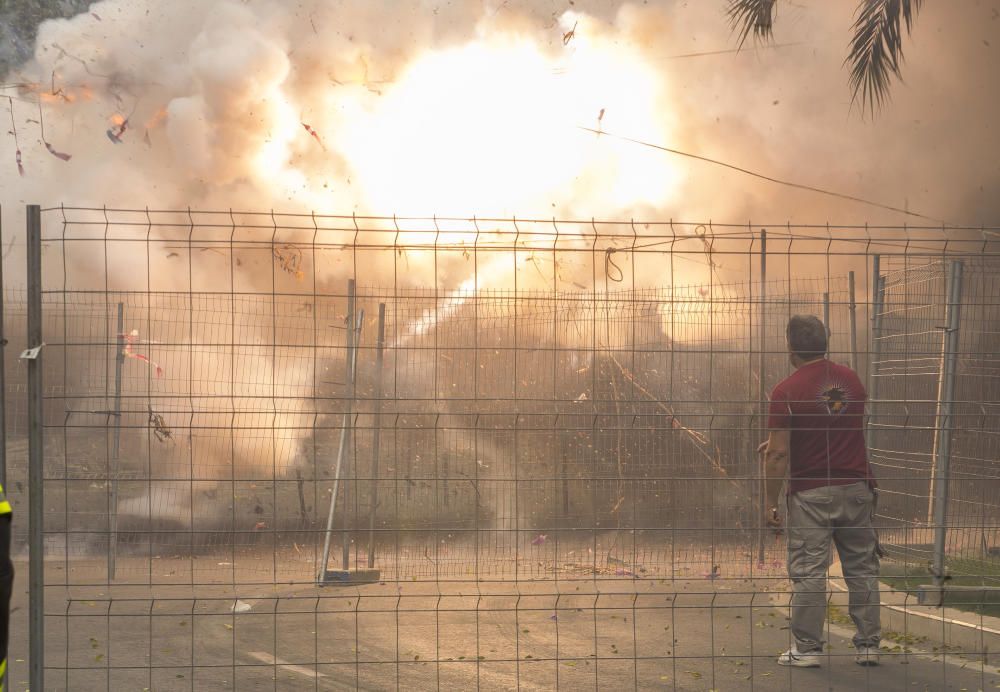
761;315;881;667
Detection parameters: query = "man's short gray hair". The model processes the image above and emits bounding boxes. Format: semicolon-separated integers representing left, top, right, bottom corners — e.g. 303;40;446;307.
786;314;827;360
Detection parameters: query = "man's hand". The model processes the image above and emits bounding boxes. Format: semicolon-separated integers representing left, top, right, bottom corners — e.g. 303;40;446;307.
765;507;783;533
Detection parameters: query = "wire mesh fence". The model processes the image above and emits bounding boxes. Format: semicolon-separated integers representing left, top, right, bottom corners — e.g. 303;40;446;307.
870;255;1000;585
4;207;1000;690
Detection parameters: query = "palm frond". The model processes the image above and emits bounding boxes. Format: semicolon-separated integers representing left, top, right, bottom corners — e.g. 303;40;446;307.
726;0;778;48
846;0;923;115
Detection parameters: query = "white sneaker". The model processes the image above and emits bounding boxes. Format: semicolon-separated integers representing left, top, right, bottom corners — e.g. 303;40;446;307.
855;646;880;666
777;647;821;667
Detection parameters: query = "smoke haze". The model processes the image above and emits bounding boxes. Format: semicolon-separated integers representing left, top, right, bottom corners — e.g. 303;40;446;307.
0;0;996;228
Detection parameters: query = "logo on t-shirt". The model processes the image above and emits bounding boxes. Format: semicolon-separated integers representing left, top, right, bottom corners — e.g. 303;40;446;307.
819;384;849;415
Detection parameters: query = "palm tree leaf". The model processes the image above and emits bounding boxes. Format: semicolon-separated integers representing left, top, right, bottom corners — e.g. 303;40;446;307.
726;0;778;48
846;0;923;115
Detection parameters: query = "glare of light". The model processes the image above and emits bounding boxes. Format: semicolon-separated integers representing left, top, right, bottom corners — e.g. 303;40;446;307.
335;25;682;219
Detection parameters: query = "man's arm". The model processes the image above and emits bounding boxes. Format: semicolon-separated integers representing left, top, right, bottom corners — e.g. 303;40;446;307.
763;428;790;512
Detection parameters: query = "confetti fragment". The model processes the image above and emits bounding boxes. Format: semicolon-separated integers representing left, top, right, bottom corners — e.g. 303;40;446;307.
123;329;163;376
703;565;721;579
91;12;102;20
301;122;326;150
531;534;547;546
562;21;578;45
232;600;252;614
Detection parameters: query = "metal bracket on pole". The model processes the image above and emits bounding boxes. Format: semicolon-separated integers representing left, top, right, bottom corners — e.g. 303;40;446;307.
19;344;45;360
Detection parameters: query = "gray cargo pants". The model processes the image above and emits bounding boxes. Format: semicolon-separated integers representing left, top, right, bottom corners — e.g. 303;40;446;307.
787;481;881;652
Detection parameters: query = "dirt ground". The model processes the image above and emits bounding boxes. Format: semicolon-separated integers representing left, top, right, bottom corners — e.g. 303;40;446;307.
4;550;1000;691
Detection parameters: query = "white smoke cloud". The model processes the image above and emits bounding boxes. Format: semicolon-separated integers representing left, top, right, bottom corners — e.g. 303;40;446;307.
1;0;996;524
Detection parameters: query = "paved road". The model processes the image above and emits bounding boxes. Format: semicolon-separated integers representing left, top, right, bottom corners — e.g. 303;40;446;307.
5;559;999;690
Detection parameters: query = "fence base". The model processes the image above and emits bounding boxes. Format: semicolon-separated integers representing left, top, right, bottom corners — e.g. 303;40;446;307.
318;568;381;586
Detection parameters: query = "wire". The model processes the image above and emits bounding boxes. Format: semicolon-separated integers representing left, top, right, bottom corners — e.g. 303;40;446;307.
665;41;805;59
578;126;950;226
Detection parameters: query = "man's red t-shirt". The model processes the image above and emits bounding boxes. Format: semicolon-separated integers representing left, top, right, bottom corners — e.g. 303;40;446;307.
767;358;874;494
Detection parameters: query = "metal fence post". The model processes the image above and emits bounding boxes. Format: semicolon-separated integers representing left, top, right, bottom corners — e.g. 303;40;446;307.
0;210;6;692
319;280;356;580
26;204;44;692
108;302;124;580
930;260;964;588
865;257;885;454
343;308;363;571
367;303;386;569
848;271;858;372
757;229;767;566
822;292;830;357
0;211;6;492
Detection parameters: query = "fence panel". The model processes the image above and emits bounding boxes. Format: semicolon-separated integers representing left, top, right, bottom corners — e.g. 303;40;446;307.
5;209;1000;690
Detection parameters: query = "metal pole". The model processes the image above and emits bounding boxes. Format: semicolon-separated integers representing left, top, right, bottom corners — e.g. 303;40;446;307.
319;280;355;580
865;257;885;454
26;204;44;692
108;303;124;580
0;210;6;692
822;292;830;358
367;304;386;569
848;271;858;372
343;308;363;571
757;229;767;566
930;260;963;588
0;214;6;491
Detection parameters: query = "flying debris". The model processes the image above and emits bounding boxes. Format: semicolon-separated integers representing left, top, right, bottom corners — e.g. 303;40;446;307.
531;534;547;546
273;244;305;280
147;405;172;443
5;96;24;175
106;115;128;144
123;329;164;377
39;103;72;161
562;21;578;46
44;143;72;161
301;122;326;150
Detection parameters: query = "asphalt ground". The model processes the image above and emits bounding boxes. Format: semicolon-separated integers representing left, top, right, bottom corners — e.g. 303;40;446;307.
5;555;1000;691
